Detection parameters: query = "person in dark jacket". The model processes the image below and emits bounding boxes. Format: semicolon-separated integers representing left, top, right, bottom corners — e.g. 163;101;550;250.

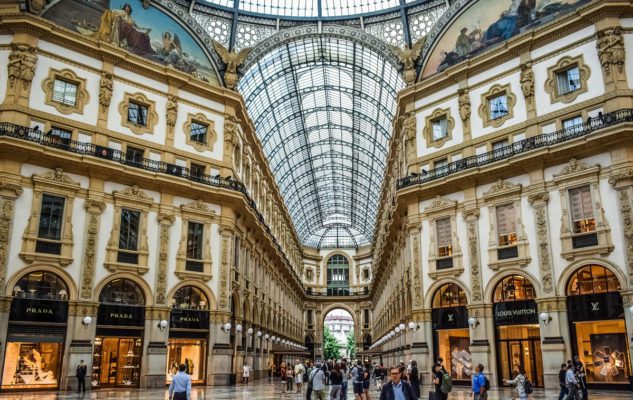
409;360;420;398
76;360;87;393
557;363;568;400
379;367;417;400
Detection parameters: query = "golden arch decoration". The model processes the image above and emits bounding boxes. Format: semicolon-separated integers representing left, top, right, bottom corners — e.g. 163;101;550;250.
557;258;629;295
483;268;542;304
424;278;471;309
165;282;218;310
93;272;153;306
5;263;78;300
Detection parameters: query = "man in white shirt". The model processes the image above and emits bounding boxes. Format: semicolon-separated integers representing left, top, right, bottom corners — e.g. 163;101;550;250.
242;362;250;384
309;362;326;400
169;364;192;400
565;366;581;400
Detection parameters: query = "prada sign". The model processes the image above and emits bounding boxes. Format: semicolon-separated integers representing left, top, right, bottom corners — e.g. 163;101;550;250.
97;304;145;326
10;298;68;323
170;309;209;330
432;306;468;330
567;292;624;322
493;300;538;326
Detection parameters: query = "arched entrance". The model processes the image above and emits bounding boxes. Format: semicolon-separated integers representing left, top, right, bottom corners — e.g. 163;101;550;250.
322;307;355;361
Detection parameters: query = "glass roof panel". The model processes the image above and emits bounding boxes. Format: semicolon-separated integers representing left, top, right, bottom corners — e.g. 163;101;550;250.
238;35;403;249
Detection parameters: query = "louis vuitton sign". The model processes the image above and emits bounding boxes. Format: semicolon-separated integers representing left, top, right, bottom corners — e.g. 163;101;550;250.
432;306;468;330
567;292;623;322
493;300;538;326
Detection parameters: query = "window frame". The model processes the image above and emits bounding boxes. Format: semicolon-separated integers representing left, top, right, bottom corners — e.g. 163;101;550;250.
478;83;516;128
20;168;80;266
42;68;89;115
176;199;216;281
424;196;463;279
184;113;217;152
118;92;158;135
545;55;591;104
423;108;454;149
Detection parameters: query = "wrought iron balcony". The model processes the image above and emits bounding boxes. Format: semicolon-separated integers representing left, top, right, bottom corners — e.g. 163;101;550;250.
0;122;298;283
397;109;633;190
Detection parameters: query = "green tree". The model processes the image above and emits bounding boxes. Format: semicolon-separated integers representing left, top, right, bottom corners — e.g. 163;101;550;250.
323;326;342;360
346;330;356;360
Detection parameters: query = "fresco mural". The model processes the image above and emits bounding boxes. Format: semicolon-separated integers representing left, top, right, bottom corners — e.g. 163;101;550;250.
422;0;590;78
41;0;219;85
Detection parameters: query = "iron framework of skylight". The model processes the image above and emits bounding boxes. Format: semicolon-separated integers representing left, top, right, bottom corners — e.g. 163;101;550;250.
238;35;404;249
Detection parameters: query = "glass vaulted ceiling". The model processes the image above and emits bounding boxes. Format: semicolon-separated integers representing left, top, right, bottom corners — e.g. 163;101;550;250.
238;36;404;249
205;0;419;18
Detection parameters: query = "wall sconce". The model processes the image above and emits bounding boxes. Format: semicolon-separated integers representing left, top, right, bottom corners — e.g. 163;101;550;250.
247;327;253;335
395;327;401;334
222;322;232;333
468;313;480;328
408;321;418;331
158;319;168;331
398;323;405;331
257;331;262;338
82;316;92;329
539;311;552;326
264;333;269;340
236;324;243;333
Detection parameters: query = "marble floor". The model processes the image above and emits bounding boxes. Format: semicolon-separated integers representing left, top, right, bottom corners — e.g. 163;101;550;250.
0;381;630;399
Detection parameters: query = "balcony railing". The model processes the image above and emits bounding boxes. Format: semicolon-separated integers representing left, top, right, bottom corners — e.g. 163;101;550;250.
306;287;370;297
398;109;633;189
0;122;299;283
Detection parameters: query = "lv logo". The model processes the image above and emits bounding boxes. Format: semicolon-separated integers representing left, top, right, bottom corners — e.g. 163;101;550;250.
447;314;454;322
590;302;600;311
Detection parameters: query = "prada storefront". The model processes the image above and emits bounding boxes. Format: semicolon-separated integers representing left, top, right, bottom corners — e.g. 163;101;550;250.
93;279;145;388
493;275;543;388
431;283;471;385
1;272;69;390
166;286;208;385
566;265;631;388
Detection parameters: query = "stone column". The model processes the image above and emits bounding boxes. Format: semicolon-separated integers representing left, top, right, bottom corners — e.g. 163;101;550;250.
79;197;105;301
61;302;99;391
411;309;432;384
609;168;633;285
140;306;170;388
467;304;496;386
527;188;566;389
207;311;233;385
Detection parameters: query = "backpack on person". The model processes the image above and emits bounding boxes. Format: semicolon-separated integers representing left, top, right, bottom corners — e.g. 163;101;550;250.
440;372;452;393
483;375;490;391
524;378;533;394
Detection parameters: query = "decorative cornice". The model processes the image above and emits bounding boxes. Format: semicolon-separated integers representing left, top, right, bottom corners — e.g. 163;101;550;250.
609;168;633;186
553;158;600;178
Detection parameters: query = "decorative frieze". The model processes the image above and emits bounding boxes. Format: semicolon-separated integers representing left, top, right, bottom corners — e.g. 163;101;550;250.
609;168;633;285
218;227;233;309
0;180;22;292
528;191;554;294
7;42;37;89
155;212;175;305
463;208;483;303
596;26;625;75
80;198;105;299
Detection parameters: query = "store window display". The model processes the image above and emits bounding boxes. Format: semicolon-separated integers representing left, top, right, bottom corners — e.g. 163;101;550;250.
1;272;69;389
93;279;145;388
166;286;209;384
431;283;471;384
492;275;543;387
566;265;630;387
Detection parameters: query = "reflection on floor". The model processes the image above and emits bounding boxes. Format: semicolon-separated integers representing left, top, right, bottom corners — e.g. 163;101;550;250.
0;381;630;399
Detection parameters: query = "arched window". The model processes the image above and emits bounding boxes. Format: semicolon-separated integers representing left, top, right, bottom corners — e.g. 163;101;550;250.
493;275;535;302
12;271;68;301
566;265;621;296
432;283;467;308
171;285;208;310
327;254;350;296
99;278;145;305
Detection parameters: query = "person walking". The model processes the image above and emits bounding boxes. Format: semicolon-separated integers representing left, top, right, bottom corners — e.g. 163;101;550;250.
363;362;373;400
330;363;344;400
374;363;385;392
471;363;487;400
341;360;349;400
378;366;418;400
168;363;192;400
505;366;528;400
565;363;581;400
306;362;315;400
432;363;447;400
310;362;327;400
295;360;305;393
573;356;588;400
287;362;295;392
557;363;568;400
409;360;420;398
76;360;87;394
242;362;250;384
352;360;365;400
280;362;288;394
